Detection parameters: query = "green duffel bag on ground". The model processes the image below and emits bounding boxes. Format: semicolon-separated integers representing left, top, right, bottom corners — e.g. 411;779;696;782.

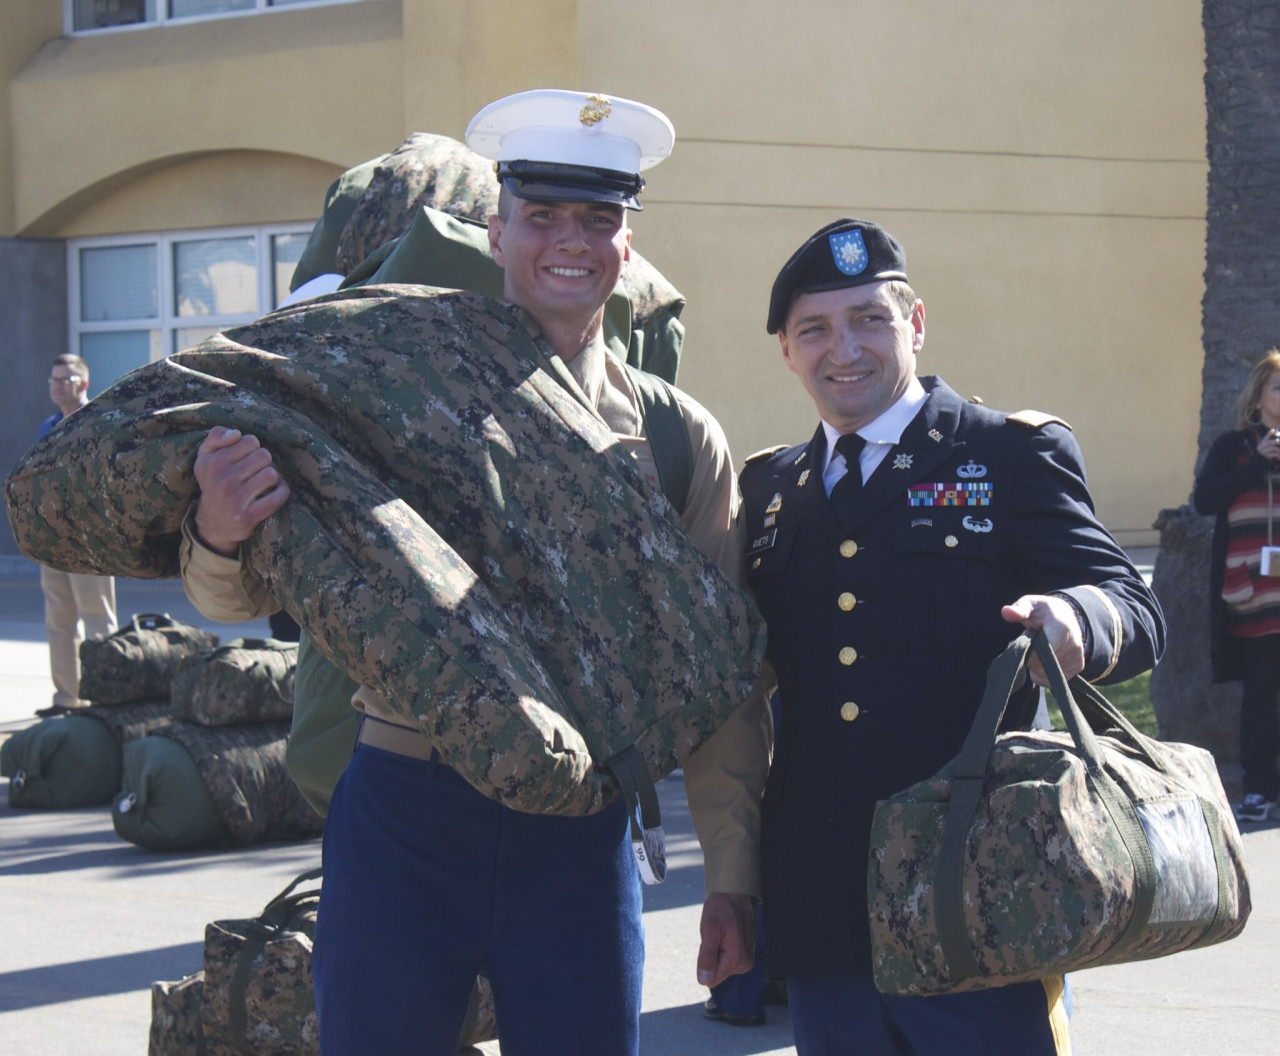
115;734;230;851
1;700;171;808
115;722;323;851
171;638;298;727
80;613;220;705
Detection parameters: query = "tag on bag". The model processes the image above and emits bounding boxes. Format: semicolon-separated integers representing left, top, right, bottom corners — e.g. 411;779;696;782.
607;745;667;885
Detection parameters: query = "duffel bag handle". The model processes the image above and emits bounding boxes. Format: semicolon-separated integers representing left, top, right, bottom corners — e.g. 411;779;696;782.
128;612;178;633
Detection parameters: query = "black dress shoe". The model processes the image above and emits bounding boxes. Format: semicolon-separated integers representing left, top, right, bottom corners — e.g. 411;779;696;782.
703;997;765;1027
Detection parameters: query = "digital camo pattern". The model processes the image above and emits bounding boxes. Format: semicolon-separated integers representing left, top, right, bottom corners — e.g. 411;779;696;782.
79;615;220;704
171;639;298;727
5;287;765;816
149;972;207;1056
158;723;323;845
868;728;1251;995
84;699;172;745
202;905;319;1056
334;132;501;276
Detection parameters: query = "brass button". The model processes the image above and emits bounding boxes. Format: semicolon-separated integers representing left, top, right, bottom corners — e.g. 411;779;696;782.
839;646;858;666
840;701;860;722
837;592;857;611
752;557;762;569
945;535;959;548
839;539;858;558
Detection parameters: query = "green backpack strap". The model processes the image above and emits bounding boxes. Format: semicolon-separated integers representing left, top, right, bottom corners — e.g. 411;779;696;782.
623;363;693;518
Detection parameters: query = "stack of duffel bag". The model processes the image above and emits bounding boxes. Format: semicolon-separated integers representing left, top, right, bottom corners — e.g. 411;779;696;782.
0;613;214;809
113;636;325;850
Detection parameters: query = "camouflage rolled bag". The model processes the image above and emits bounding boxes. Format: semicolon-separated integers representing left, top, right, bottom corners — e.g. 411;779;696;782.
171;639;298;726
868;632;1251;996
5;287;766;818
79;613;220;704
1;701;170;809
114;722;323;851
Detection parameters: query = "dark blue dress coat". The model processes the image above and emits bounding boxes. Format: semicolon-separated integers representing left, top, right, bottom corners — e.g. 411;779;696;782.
739;376;1165;978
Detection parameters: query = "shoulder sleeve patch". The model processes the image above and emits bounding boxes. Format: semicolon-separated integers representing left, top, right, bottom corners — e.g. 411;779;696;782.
1008;409;1071;431
744;444;788;466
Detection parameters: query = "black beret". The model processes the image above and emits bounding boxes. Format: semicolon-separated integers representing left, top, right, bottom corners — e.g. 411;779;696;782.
766;219;908;334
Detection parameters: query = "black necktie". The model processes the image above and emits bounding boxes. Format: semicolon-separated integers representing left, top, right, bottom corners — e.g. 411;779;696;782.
829;432;866;524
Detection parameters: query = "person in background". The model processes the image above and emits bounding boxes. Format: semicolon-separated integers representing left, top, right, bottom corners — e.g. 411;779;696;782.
1194;348;1280;822
35;353;118;717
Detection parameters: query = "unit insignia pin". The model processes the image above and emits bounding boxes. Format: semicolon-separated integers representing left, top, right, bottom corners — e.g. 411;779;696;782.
928;429;943;443
766;493;783;514
797;469;811;487
893;453;914;470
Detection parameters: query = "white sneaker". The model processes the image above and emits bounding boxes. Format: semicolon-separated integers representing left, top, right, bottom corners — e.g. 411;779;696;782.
1234;793;1276;823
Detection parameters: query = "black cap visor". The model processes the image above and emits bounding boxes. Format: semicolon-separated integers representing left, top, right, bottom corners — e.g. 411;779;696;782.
497;160;646;210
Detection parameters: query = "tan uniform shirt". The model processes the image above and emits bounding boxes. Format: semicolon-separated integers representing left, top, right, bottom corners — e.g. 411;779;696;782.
181;341;770;896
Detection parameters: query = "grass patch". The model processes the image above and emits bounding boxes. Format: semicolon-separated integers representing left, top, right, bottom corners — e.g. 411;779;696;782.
1045;669;1156;738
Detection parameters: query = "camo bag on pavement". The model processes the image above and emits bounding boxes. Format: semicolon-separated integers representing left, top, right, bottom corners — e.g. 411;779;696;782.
171;639;298;727
79;614;220;704
868;633;1251;996
114;722;322;850
148;869;497;1055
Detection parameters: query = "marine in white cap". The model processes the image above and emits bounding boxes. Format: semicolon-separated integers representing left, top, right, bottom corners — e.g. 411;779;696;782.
180;89;770;1054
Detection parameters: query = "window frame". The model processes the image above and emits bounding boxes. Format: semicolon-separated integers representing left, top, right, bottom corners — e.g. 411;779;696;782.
68;223;313;386
63;0;367;36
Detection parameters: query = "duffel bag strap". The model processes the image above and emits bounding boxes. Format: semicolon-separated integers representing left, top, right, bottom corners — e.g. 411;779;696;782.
605;746;666;885
228;866;322;1042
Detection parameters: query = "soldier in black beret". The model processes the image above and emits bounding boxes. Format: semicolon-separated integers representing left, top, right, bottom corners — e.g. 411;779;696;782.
739;218;1166;1055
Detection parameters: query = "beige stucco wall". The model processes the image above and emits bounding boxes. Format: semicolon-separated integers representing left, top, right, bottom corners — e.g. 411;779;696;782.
0;0;1206;544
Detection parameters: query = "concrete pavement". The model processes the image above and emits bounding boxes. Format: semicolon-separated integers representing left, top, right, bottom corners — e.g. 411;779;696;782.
1;563;1277;1054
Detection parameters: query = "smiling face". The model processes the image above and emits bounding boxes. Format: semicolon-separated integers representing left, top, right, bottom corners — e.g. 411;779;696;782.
488;196;632;340
778;281;925;433
1258;369;1280;430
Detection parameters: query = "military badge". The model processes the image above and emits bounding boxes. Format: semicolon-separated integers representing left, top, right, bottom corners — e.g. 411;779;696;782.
798;469;811;487
828;229;869;276
907;482;994;507
956;460;988;479
893;453;914;470
962;516;994;533
766;493;783;514
579;94;612;125
928;429;944;443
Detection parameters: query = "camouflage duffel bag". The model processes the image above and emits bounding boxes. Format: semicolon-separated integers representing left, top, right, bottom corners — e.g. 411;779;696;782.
80;613;220;705
868;632;1251;996
1;701;170;808
114;722;323;851
148;869;498;1055
171;638;298;727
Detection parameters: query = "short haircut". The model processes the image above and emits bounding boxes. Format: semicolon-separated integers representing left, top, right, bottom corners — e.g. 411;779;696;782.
779;279;919;335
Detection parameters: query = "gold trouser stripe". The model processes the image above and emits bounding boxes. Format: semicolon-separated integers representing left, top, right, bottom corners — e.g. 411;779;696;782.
1042;974;1073;1055
1078;583;1122;681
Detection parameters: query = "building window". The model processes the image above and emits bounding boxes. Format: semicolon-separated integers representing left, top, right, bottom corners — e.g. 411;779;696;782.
70;226;310;394
67;0;364;34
